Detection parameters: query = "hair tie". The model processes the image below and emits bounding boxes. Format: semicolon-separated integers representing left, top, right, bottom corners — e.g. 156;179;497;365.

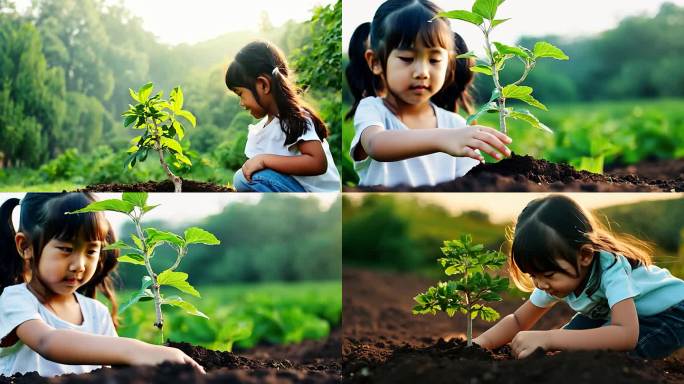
272;67;280;77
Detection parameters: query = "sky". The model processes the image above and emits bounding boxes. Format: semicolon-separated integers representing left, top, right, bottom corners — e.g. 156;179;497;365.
343;0;684;54
347;193;684;223
5;193;339;234
13;0;336;46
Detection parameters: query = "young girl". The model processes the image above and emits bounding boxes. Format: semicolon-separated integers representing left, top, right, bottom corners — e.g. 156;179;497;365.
473;195;684;359
346;0;513;188
225;41;341;192
0;193;204;377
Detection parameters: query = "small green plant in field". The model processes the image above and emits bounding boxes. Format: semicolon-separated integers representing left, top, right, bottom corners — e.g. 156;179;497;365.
413;234;508;347
438;0;569;135
70;192;220;342
122;83;197;192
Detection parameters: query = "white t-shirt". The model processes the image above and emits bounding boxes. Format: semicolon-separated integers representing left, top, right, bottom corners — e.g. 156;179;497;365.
244;116;341;192
0;283;117;377
350;96;480;187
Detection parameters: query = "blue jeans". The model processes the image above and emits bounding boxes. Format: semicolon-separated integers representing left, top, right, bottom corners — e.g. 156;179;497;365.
233;169;306;192
563;300;684;359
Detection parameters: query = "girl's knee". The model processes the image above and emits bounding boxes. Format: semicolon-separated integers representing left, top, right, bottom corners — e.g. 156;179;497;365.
232;169;251;192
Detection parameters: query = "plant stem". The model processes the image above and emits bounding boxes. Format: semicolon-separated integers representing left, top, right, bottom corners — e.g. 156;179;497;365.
150;118;182;192
132;212;164;331
483;25;508;135
466;304;473;347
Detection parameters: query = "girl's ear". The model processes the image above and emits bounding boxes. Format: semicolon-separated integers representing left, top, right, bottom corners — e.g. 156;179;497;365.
364;49;382;75
256;75;271;96
14;232;32;260
578;244;594;267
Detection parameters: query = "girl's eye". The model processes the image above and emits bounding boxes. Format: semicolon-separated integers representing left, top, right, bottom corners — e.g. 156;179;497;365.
398;57;413;63
430;59;442;64
544;272;555;278
59;247;72;253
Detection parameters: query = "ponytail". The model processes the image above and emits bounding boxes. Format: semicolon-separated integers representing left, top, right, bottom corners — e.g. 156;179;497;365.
0;198;23;295
345;22;375;120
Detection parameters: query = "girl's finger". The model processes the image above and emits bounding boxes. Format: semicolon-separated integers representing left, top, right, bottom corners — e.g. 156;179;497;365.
468;139;502;160
476;126;512;145
462;147;484;163
185;356;206;374
474;131;511;157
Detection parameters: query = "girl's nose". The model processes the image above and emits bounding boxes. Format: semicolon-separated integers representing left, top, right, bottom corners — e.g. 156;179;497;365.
69;254;86;272
413;60;429;79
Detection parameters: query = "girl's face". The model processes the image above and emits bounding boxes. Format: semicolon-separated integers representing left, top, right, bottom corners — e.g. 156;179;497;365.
528;257;590;298
36;237;101;296
383;39;449;105
233;87;267;119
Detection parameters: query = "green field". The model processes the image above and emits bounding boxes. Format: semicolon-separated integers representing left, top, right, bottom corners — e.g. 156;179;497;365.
113;281;341;351
342;98;684;184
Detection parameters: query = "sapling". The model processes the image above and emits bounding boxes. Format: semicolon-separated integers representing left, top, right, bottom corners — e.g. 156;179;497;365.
69;192;220;342
413;234;508;347
438;0;569;135
122;83;197;192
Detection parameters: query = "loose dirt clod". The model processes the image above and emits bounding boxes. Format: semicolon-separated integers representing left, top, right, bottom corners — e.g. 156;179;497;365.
343;268;684;384
347;155;684;192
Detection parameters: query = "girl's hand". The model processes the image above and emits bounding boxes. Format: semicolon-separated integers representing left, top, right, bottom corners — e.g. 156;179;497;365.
132;344;206;374
242;155;268;182
511;330;549;359
440;126;512;162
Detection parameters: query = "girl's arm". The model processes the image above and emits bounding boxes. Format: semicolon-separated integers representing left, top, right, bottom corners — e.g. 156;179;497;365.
15;319;205;373
355;125;511;163
512;298;639;359
242;140;327;181
473;300;553;350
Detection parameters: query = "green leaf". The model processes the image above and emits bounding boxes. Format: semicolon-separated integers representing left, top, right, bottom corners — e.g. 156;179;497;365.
130;234;144;250
576;155;604;174
143;204;160;213
145;228;185;248
104;240;135;251
472;0;504;20
508;108;553;133
122;192;148;208
491;18;510;28
172;121;185;140
119;276;153;313
471;64;493;75
478;306;501;322
126;145;139;154
437;10;483;26
160;137;183;154
184;227;220;245
493;42;530;59
118;253;145;265
128;88;140;102
502;85;547;111
123;115;137;128
170;86;184;111
176;110;196;127
68;199;135;215
138;82;154;101
466;88;501;125
158;270;200;297
533;41;569;60
162;297;208;319
455;51;478;60
174;152;192;166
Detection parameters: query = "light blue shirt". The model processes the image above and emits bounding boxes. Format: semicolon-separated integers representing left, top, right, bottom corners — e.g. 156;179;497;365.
530;250;684;320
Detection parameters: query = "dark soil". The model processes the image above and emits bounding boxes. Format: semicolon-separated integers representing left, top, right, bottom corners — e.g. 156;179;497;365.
346;155;684;192
343;267;684;384
83;179;233;192
0;331;340;384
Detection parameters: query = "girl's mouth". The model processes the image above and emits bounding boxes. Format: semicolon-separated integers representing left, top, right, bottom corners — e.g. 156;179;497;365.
410;85;430;93
63;278;80;287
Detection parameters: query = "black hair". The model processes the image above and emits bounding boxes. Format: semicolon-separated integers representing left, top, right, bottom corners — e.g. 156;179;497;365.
508;195;652;298
345;0;476;119
225;40;328;146
0;193;119;327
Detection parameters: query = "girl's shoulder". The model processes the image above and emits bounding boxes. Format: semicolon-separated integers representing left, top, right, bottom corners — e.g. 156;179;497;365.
74;292;110;316
432;103;467;128
0;283;35;304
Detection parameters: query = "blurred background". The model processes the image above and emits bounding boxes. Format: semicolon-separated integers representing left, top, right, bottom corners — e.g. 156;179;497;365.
343;193;684;279
0;0;341;190
4;192;342;351
342;0;684;185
